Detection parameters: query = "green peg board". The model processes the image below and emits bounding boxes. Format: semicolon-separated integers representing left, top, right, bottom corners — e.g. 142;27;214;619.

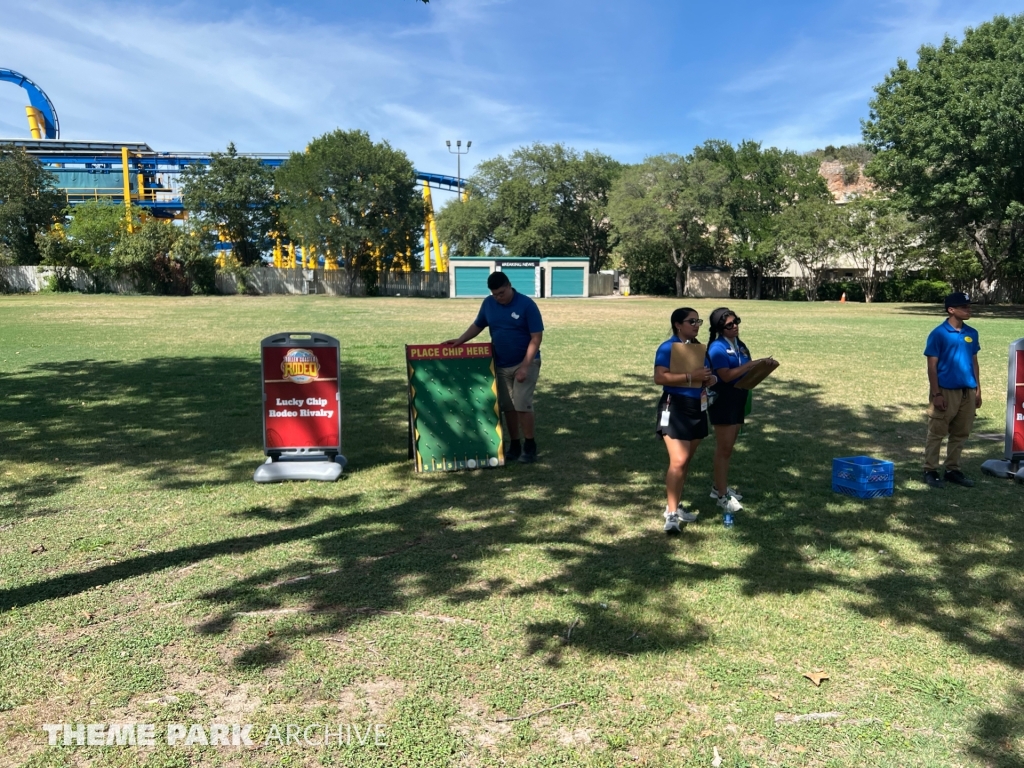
406;343;505;472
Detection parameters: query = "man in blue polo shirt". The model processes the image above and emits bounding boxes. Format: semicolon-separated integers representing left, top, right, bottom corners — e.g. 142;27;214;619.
442;271;544;463
923;292;982;488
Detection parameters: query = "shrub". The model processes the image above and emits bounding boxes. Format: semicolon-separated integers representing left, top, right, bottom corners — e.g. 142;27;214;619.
170;224;217;295
817;280;865;302
875;277;950;303
901;279;951;303
787;287;808;301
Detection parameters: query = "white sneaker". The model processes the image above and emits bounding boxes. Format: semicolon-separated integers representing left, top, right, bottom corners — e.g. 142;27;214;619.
676;503;699;523
716;494;743;514
663;510;682;535
710;486;742;501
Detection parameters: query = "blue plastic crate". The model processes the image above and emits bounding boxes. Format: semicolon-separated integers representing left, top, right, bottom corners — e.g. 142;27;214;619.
832;456;894;498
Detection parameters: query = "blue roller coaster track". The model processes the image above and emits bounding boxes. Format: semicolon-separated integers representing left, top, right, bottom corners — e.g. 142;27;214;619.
14;141;464;215
0;69;59;139
2;70;462;268
1;69;464;213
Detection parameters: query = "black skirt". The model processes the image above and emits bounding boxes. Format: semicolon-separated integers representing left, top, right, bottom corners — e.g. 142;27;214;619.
708;385;748;426
655;391;709;441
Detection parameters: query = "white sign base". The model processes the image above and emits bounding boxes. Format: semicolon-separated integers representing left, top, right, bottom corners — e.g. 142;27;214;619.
253;451;346;483
980;458;1024;482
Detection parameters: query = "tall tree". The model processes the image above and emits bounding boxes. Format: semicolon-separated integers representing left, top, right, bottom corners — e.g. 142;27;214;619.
438;143;622;271
694;140;830;299
63;200;130;274
180;142;279;267
276;129;421;294
112;219;184;294
776;197;845;301
843;196;917;302
434;193;493;257
863;14;1024;300
608;153;729;297
0;146;65;265
36;200;132;290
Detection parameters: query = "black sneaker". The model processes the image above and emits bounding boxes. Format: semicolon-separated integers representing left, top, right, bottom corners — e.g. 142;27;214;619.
944;469;975;488
505;441;522;463
518;445;538;464
923;470;945;488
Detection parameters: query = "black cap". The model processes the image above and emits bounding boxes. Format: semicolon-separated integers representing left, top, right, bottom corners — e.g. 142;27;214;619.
944;292;971;309
709;307;734;330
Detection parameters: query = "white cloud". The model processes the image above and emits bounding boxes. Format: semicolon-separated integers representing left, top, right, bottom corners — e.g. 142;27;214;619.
2;0;1021;172
699;0;1024;152
0;0;535;179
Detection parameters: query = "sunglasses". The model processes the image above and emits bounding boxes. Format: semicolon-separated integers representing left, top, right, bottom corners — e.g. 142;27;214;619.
684;318;703;327
723;318;742;330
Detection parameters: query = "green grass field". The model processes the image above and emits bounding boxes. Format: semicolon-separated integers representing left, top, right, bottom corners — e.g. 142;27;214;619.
1;294;1023;768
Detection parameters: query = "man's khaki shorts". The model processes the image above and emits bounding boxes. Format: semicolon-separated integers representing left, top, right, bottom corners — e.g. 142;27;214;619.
495;359;541;412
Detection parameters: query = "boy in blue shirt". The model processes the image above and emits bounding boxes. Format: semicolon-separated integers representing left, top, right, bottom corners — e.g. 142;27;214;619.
923;292;982;488
443;271;544;463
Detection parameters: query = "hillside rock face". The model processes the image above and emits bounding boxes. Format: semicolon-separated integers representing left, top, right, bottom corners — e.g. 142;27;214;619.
818;161;875;202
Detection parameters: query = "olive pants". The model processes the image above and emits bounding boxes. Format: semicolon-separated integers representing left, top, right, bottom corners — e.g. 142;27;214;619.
924;387;977;472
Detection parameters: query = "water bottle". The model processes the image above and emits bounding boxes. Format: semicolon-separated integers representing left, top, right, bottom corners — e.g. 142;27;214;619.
723;512;734;528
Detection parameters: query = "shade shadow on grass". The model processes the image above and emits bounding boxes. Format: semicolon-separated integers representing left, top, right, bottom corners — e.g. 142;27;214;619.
175;375;1024;675
0;474;81;522
894;304;1024;320
970;686;1024;768
3;366;1023;757
0;355;408;494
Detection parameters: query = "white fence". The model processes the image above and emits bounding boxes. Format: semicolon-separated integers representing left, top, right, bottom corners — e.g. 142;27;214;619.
588;273;614;296
0;266;125;293
2;265;450;297
216;268;449;297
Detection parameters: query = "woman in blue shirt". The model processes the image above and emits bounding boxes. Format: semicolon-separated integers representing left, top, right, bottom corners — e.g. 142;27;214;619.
654;307;718;534
706;307;777;518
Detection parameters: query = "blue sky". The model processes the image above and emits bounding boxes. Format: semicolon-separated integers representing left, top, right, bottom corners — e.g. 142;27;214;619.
0;0;1019;199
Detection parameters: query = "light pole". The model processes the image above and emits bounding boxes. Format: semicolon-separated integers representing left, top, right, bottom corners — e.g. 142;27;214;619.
446;140;471;200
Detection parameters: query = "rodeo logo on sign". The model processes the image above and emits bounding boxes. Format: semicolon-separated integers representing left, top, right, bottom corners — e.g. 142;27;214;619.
281;348;321;383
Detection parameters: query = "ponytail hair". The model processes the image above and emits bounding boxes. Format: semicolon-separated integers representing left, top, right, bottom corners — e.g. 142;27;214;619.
707;307;734;346
707;306;749;355
669;307;699;338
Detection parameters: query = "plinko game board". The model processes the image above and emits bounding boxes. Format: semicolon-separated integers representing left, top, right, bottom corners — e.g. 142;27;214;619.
406;343;504;472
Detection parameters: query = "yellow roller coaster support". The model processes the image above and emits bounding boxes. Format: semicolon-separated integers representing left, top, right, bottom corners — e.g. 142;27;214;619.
273;240;283;268
421;185;446;272
422;186;432;271
430;213;444;272
287;243;296;269
120;147;134;233
25;107;44;140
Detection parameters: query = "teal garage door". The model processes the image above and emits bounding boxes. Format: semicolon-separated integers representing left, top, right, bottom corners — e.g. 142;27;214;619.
550;267;585;296
454;267;491;297
502;267;537;297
